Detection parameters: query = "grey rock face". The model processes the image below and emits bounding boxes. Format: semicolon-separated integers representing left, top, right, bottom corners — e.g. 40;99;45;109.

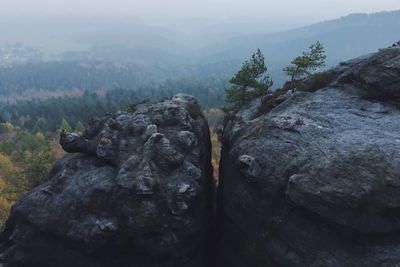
0;94;214;267
218;46;400;266
338;47;400;100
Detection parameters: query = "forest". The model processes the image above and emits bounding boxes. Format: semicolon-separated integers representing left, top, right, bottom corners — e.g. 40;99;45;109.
0;125;61;223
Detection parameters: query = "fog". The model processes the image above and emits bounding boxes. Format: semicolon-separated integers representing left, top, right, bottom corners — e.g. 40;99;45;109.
0;0;399;90
1;0;399;31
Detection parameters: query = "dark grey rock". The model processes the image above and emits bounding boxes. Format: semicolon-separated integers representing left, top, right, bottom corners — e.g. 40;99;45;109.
218;46;400;266
0;94;214;267
338;46;400;100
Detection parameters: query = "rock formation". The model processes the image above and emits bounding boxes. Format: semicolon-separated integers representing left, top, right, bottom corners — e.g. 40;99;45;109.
0;94;214;267
218;46;400;266
2;45;400;267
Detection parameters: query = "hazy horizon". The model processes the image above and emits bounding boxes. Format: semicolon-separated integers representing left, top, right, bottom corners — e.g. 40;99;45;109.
0;0;399;88
1;0;399;32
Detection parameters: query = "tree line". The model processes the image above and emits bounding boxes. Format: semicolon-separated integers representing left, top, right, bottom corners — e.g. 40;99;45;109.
0;78;226;132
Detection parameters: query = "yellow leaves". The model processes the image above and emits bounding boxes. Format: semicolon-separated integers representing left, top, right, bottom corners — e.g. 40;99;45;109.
35;131;45;143
3;122;15;132
210;127;221;184
0;166;22;222
0;195;12;225
211;159;220;184
0;154;21;224
0;130;60;225
0;153;16;177
0;179;6;192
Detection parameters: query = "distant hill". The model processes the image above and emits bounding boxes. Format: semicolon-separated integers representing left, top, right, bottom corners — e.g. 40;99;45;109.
194;10;400;86
198;10;400;63
0;10;398;97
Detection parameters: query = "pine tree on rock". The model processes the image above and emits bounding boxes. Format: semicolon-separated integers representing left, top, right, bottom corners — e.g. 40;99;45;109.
60;118;72;132
74;121;85;134
283;41;326;90
224;49;273;112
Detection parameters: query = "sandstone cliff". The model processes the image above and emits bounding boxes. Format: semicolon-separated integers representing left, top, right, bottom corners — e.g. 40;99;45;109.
218;46;400;266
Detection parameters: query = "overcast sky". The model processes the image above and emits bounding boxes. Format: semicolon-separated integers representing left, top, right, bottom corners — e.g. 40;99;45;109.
1;0;399;30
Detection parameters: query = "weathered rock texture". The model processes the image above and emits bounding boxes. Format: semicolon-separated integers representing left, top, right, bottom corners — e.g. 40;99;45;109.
218;46;400;266
0;94;214;267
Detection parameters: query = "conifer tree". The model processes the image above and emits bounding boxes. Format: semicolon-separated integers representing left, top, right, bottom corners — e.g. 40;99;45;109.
283;41;326;90
60;118;72;132
224;49;273;112
74;121;85;134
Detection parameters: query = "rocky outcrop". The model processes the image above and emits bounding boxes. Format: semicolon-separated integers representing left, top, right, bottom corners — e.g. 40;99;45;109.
0;94;214;267
218;46;400;266
2;46;400;267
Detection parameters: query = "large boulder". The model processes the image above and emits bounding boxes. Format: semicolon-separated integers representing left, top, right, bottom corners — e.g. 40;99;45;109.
0;94;214;267
218;46;400;266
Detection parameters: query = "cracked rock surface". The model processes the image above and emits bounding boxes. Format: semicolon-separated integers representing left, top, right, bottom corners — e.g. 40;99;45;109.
218;46;400;266
0;94;213;267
